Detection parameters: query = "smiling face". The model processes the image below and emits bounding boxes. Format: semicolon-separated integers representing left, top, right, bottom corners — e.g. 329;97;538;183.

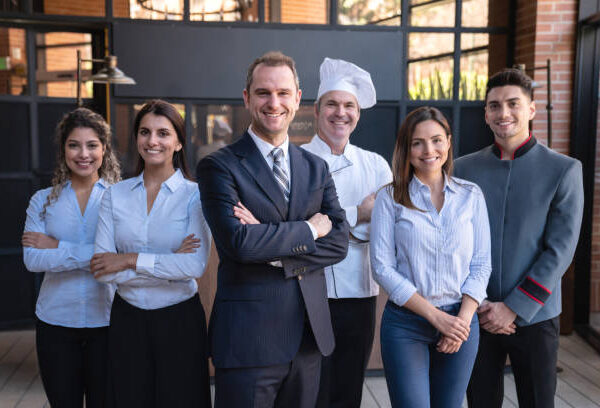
64;127;105;183
243;63;301;145
315;90;360;151
409;119;451;179
136;112;182;171
485;85;536;144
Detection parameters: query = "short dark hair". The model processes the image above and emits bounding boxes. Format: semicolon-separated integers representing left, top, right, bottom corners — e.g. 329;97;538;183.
485;68;533;102
246;51;300;93
133;99;192;180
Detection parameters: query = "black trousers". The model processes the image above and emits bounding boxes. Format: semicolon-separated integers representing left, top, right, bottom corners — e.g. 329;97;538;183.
107;293;211;408
214;321;322;408
467;317;560;408
36;318;108;408
315;296;377;408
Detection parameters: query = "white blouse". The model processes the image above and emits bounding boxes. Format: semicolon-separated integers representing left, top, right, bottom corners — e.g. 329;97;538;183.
94;169;211;310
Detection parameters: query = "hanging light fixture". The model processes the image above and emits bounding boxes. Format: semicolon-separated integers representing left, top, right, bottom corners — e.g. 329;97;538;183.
76;50;136;107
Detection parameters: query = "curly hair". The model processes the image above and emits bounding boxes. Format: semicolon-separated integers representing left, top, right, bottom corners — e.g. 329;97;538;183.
41;107;121;218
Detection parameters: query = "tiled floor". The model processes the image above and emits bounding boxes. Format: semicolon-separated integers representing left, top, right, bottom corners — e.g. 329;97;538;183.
1;330;599;407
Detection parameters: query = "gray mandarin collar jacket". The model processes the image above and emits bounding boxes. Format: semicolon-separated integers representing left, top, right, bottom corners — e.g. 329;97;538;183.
454;137;584;326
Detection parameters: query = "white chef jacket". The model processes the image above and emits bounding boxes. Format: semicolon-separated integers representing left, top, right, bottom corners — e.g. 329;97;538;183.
302;135;392;298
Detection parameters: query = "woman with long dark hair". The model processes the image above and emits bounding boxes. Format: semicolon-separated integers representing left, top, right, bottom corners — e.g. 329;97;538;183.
23;107;120;408
92;99;211;407
370;106;492;408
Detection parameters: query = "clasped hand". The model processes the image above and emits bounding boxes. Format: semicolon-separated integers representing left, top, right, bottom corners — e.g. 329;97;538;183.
477;301;517;334
430;309;471;354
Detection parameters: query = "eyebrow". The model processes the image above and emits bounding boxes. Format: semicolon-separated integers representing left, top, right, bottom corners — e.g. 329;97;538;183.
487;97;521;104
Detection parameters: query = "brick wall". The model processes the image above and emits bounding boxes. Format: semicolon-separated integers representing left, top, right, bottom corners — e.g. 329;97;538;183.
43;0;104;16
513;0;577;152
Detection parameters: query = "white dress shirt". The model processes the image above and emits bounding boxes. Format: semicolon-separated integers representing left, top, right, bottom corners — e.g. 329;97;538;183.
94;169;211;310
247;127;318;241
302;135;392;298
370;176;492;307
23;179;114;328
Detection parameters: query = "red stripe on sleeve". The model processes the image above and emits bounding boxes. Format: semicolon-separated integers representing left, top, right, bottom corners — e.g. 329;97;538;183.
526;277;551;294
518;287;545;305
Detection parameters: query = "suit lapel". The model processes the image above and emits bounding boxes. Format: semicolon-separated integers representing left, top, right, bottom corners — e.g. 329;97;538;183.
232;133;288;219
288;144;309;221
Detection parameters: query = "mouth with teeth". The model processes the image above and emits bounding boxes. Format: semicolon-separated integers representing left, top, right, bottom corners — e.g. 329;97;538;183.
144;149;163;154
75;161;93;168
420;157;439;163
264;112;285;118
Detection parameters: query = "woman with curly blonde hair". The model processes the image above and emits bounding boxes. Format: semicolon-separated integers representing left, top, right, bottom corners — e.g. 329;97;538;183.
22;107;120;408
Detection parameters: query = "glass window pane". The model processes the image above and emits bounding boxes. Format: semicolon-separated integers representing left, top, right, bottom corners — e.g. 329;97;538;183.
410;0;455;27
265;0;329;24
114;0;184;20
190;103;315;167
191;0;258;21
115;103;185;177
0;0;26;12
337;0;401;26
36;32;93;98
459;33;488;100
0;28;28;96
35;0;105;16
462;0;509;27
408;33;454;100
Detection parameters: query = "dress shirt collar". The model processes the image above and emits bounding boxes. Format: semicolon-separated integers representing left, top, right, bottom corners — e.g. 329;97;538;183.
410;173;456;195
129;169;185;193
64;178;109;190
248;126;290;161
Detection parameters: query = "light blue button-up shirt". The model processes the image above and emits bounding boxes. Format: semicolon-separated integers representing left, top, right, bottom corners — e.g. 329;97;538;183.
94;169;211;310
23;179;114;328
370;176;492;308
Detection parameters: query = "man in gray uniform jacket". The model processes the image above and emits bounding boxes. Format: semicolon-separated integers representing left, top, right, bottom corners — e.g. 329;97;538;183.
454;68;584;408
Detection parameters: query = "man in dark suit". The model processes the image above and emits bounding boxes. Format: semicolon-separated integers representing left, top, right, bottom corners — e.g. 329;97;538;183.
197;51;349;408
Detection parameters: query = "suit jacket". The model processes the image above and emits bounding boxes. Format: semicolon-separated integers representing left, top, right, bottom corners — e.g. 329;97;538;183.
197;132;349;369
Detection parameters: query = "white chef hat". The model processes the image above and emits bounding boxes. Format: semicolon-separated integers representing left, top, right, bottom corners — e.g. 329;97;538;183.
316;57;376;109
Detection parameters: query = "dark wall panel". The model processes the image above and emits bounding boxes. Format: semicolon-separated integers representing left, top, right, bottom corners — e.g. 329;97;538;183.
38;103;78;173
0;102;29;172
113;22;403;101
352;106;398;164
458;106;494;157
0;254;35;327
0;179;31;247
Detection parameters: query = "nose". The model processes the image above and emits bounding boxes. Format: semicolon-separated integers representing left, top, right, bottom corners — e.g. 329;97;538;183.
79;146;90;158
147;132;159;146
335;105;345;116
266;93;280;109
499;104;510;118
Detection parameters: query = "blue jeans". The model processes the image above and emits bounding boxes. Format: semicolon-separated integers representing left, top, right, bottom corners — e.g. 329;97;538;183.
380;301;479;408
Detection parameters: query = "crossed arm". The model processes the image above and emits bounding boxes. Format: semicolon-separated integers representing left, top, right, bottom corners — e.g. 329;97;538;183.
197;155;348;276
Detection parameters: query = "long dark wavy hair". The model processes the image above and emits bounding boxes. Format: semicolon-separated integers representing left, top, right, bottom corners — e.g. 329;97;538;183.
133;99;192;180
389;106;453;210
41;108;121;218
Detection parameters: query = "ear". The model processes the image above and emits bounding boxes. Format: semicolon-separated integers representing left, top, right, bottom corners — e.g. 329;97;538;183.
295;88;302;109
528;100;536;121
243;88;250;109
